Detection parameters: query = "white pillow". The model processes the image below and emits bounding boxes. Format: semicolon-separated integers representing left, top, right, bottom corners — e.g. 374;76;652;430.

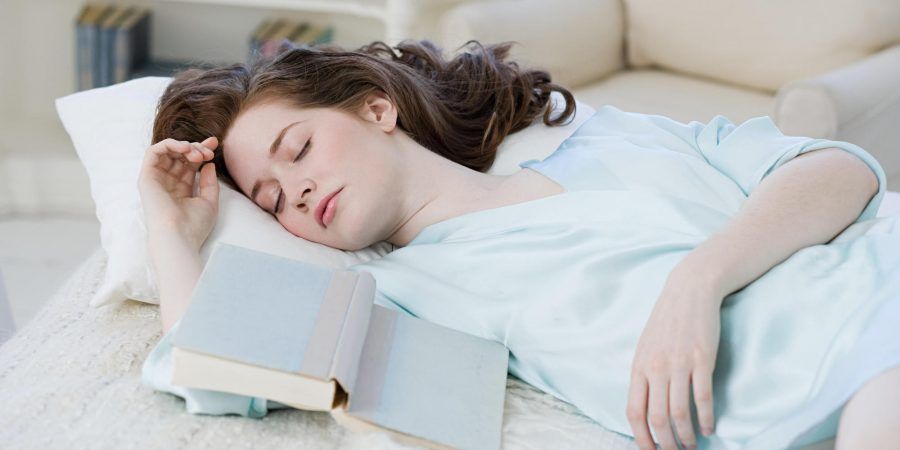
55;76;596;308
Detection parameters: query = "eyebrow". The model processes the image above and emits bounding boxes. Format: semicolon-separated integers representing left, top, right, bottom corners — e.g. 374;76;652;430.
250;120;304;209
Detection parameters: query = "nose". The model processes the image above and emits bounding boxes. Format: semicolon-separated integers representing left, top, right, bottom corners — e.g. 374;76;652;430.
273;164;315;211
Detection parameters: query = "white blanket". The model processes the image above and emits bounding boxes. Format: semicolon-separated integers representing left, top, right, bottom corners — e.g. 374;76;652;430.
0;247;633;449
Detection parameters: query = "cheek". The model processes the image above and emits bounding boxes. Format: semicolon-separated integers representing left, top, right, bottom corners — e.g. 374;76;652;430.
278;214;312;240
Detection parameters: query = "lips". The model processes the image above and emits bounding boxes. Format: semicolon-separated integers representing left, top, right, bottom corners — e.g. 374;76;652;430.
315;187;342;228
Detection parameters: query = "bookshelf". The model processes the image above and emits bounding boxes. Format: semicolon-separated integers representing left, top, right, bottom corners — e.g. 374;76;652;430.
117;0;457;81
154;0;420;44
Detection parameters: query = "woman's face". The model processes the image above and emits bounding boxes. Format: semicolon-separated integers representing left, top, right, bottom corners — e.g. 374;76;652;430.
221;96;402;251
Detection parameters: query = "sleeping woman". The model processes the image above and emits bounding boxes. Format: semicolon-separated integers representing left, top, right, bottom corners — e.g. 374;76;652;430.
137;40;900;450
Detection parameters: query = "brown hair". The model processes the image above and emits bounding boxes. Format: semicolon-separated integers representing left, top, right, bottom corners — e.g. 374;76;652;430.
152;39;576;192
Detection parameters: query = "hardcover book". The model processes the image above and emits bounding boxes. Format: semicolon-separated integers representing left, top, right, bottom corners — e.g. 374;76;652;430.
112;7;151;84
98;5;135;87
75;4;114;90
171;242;510;450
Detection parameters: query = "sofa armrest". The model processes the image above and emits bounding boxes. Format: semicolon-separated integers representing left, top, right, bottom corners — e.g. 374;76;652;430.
775;44;900;188
437;0;624;89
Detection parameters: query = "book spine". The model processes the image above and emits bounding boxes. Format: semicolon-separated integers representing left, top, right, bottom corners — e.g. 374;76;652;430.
89;24;100;88
98;24;111;86
89;8;113;89
76;21;91;90
113;22;128;83
316;26;334;45
136;12;151;70
327;271;376;396
128;10;149;74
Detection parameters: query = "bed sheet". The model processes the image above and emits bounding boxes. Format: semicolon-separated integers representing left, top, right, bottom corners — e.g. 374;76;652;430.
0;247;633;450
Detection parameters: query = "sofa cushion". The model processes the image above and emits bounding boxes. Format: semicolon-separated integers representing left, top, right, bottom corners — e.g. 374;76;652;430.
624;0;900;92
439;0;624;88
572;69;775;125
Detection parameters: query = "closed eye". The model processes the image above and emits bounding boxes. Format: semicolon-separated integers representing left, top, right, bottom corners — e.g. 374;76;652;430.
293;139;310;163
275;139;310;215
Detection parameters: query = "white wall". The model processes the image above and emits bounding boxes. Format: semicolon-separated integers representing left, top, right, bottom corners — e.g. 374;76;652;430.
0;0;25;120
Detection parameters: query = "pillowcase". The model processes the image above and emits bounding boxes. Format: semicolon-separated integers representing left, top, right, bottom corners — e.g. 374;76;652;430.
56;76;596;308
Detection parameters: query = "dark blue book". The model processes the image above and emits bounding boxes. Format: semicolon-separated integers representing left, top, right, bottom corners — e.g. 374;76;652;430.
75;4;114;91
97;6;135;87
113;7;151;84
172;242;509;450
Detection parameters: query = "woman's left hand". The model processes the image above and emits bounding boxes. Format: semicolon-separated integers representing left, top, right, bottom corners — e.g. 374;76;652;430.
626;270;723;450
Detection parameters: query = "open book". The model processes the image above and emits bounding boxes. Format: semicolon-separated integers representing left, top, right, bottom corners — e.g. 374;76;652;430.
171;242;510;450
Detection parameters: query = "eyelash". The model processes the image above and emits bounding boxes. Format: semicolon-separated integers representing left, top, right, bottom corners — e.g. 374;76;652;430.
273;139;310;215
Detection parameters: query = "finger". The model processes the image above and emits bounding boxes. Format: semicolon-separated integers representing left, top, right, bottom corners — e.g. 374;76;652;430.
649;376;678;450
198;162;219;205
147;139;191;172
150;138;192;159
189;142;213;163
670;371;697;449
692;365;715;437
159;158;189;198
169;157;188;182
626;375;655;450
199;136;218;151
166;145;206;188
172;145;206;176
179;159;197;187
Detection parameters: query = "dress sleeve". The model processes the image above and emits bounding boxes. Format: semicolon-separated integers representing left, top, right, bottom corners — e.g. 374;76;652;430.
643;110;887;223
140;319;291;417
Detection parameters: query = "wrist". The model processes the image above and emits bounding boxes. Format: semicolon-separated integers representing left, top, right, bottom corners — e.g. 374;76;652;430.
146;223;203;254
667;256;729;304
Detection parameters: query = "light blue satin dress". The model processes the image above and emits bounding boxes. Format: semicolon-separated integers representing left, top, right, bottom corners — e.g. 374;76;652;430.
142;105;900;449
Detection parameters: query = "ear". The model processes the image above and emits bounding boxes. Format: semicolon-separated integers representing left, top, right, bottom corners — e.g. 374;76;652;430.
357;91;398;133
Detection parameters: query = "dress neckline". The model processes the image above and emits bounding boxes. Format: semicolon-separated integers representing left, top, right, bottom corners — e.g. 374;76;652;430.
406;166;568;247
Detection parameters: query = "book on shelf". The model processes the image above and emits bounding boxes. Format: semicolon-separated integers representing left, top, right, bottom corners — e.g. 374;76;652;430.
75;3;151;90
114;7;151;84
249;18;334;62
171;242;510;450
75;4;113;91
97;5;135;87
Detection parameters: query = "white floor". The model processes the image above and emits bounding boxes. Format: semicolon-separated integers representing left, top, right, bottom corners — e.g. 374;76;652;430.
0;214;100;342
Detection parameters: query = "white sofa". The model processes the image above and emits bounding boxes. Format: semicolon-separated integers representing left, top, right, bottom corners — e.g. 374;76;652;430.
438;0;900;190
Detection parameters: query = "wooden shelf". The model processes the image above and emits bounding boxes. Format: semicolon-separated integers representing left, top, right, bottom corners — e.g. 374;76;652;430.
155;0;390;20
153;0;421;43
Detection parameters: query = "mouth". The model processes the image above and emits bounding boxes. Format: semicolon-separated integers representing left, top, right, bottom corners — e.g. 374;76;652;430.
315;187;343;228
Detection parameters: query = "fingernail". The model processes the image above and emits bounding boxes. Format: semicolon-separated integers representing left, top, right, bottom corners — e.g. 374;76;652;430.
702;427;713;436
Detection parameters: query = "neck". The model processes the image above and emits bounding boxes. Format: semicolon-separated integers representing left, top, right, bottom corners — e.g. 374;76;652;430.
384;136;511;248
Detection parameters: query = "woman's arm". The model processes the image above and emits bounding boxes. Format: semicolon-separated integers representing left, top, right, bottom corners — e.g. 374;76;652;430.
626;147;879;450
672;147;879;301
136;136;220;335
148;226;204;334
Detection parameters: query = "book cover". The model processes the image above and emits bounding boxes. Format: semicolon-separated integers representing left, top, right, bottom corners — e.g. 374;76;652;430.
171;242;509;450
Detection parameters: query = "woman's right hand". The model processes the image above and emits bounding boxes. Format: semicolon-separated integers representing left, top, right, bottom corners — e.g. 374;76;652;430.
137;136;220;251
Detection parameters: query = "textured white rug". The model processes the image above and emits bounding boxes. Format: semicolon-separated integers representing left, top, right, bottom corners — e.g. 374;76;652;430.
0;247;634;450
